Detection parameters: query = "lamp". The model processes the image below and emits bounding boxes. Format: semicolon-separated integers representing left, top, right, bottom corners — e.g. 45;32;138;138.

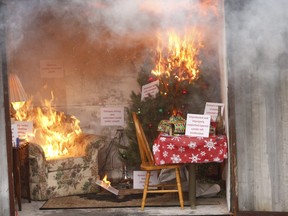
8;73;28;118
9;73;28;103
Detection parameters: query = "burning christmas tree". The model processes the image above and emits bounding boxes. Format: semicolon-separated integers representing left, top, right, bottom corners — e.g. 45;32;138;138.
124;29;221;167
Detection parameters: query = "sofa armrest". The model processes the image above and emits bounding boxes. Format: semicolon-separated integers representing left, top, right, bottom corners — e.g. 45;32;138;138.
73;134;107;176
74;134;106;155
28;143;48;182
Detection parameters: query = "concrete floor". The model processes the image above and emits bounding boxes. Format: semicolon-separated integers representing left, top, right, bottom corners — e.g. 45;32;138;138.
17;197;231;216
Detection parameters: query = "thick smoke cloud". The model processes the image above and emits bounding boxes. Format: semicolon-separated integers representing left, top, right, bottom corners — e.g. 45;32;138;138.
227;0;288;70
6;0;219;50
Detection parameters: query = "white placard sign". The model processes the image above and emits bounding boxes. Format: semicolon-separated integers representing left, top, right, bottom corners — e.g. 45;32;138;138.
11;124;18;147
101;107;124;126
141;80;159;101
11;121;34;146
185;114;211;138
40;59;64;78
133;170;158;189
204;102;224;122
15;121;34;139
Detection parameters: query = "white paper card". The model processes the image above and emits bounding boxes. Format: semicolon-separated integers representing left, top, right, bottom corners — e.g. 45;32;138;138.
11;124;18;147
11;121;34;146
185;114;211;137
133;170;158;189
15;121;34;139
204;102;224;122
141;80;159;101
40;59;64;78
101;107;125;126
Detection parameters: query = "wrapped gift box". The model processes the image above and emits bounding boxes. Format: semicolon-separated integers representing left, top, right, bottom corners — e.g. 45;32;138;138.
157;115;186;134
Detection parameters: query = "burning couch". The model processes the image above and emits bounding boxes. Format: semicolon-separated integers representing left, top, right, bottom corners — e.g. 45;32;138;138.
28;133;106;200
12;96;107;200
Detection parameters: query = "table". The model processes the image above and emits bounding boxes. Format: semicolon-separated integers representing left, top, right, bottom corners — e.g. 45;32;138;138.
153;133;228;208
13;143;31;211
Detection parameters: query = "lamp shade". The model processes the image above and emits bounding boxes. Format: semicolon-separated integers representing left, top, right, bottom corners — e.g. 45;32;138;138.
9;73;28;103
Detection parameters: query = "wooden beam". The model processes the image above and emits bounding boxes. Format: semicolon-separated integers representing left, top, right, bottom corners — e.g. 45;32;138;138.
0;2;15;215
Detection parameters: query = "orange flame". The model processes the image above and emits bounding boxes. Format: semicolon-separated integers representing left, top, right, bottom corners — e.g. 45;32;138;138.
102;175;111;186
151;28;203;84
13;92;82;159
12;100;32;121
199;0;220;17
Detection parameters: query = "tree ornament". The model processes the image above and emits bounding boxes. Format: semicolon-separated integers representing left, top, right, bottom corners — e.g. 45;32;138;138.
182;89;188;95
137;108;141;114
158;108;163;113
148;77;154;82
148;123;153;128
176;110;183;117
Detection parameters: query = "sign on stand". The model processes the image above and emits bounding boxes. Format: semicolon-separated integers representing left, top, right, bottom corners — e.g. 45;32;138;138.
185;114;211;138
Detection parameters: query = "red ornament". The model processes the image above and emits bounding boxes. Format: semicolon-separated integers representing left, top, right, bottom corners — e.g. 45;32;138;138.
148;77;154;82
148;123;153;128
182;89;188;95
176;111;183;117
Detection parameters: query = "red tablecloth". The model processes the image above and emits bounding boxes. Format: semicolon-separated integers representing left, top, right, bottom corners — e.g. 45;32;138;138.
153;133;228;165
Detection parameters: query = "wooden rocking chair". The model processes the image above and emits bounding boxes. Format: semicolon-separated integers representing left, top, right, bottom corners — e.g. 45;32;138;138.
132;112;184;210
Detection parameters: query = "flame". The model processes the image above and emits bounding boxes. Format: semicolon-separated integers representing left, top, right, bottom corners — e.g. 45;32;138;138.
199;0;220;17
13;92;82;160
11;101;25;112
12;100;32;120
151;28;204;84
102;175;111;186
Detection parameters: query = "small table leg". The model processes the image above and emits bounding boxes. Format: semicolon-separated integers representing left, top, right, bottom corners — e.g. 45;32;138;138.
188;163;196;209
13;148;22;211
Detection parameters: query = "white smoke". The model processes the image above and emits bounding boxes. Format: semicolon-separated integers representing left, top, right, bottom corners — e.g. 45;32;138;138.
227;0;288;68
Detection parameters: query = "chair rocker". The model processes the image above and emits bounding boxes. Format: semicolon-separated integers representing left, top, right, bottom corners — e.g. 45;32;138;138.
132;112;184;210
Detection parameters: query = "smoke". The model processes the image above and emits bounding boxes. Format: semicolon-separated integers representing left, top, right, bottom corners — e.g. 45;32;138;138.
6;0;219;49
226;0;288;70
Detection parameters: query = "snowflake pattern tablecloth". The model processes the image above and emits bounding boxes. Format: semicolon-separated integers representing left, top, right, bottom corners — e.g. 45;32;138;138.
153;133;228;165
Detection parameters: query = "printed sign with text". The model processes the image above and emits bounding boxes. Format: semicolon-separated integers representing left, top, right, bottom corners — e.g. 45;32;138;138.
11;121;34;146
204;102;224;122
185;114;211;137
133;170;158;189
101;107;124;126
40;59;64;78
141;80;159;101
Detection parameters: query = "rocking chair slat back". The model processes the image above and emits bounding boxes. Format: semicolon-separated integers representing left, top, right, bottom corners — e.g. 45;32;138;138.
132;112;154;165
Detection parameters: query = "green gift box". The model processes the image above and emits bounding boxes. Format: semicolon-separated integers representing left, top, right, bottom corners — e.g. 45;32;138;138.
157;115;186;134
